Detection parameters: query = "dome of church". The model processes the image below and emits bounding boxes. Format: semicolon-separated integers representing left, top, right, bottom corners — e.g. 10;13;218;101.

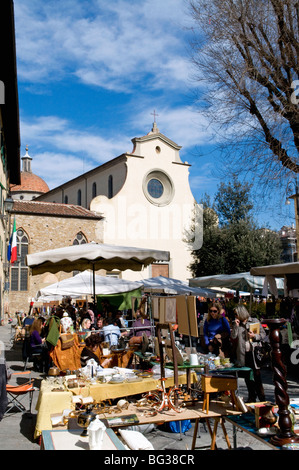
10;146;49;199
11;171;49;194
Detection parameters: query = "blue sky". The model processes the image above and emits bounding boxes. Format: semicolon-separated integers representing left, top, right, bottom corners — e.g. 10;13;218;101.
13;0;295;231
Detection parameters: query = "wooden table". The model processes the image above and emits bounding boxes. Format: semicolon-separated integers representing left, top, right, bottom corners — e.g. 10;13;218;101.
34;372;198;439
91;399;242;451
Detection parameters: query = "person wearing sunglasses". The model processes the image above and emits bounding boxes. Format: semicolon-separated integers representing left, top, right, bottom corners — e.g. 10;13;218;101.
203;302;231;357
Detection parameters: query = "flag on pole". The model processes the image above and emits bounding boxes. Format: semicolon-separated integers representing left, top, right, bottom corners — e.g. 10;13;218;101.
8;218;17;264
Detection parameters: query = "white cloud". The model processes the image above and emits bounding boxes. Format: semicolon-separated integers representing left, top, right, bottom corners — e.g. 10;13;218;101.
14;0;195;92
20;115;132;188
130;104;213;152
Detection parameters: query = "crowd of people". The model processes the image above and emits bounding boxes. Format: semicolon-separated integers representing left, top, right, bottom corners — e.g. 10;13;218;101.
18;295;298;404
21;299;153;374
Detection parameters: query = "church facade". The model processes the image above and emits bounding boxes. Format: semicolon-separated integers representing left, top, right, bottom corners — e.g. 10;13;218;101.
38;123;199;282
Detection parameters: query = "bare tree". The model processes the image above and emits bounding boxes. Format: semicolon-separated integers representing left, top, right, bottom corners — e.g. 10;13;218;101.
189;0;299;195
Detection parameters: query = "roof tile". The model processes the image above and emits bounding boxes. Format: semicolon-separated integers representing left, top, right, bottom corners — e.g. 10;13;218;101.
11;200;103;219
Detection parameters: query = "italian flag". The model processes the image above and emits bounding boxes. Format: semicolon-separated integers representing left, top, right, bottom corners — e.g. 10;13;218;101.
8;218;17;264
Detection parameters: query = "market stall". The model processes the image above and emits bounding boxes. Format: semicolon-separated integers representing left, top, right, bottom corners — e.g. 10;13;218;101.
34;370;199;439
35;270;142;300
189;272;284;296
26;241;170;302
250;261;299;298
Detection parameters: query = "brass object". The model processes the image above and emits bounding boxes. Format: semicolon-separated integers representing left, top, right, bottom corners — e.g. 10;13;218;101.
77;405;96;437
48;366;60;377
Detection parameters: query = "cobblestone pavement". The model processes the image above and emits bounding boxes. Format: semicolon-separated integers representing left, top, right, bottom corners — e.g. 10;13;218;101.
0;323;298;452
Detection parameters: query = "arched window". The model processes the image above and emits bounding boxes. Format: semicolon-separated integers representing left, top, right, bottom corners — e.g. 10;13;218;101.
10;228;29;291
108;175;113;199
73;232;87;276
64;195;68;204
73;232;87;246
77;189;82;206
92;182;97;199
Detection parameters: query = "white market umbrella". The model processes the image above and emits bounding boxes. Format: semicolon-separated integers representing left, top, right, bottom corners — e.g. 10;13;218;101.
250;262;299;277
141;275;217;297
26;241;170;274
36;270;142;300
189;272;284;295
27;241;170;301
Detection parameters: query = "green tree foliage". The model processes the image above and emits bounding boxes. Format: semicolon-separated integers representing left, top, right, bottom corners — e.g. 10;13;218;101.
190;179;282;276
214;175;253;225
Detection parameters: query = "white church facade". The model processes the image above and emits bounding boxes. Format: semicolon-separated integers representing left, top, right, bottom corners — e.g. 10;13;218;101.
38;123;200;282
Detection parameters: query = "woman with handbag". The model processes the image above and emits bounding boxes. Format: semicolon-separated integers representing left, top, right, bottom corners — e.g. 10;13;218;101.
231;305;266;403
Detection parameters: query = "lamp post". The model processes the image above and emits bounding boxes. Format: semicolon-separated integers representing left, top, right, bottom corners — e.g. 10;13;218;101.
286;178;299;261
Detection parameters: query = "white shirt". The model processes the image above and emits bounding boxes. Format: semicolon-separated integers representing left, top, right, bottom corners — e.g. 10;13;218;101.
102;324;121;346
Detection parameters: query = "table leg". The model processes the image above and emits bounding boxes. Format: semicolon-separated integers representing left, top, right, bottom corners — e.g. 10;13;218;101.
221;418;231;449
210;418;219;450
191;418;199;450
202;392;209;414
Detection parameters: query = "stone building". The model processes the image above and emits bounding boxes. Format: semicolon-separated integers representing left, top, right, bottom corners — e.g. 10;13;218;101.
7;200;103;314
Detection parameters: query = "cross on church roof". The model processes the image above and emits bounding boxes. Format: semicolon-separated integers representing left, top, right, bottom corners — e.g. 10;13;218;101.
151;110;159;123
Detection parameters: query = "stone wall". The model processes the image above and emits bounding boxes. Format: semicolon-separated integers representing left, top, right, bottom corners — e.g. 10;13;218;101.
8;213;104;314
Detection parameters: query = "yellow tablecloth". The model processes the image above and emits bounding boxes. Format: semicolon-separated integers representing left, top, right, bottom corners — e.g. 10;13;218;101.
34;372;197;438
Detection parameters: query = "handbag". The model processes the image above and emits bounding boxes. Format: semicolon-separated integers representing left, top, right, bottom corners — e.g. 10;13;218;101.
60;333;74;350
254;345;264;367
254;341;270;367
46;317;60;347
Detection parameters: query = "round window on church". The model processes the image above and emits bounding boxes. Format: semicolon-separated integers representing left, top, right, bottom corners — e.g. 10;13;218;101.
143;170;174;206
147;179;164;199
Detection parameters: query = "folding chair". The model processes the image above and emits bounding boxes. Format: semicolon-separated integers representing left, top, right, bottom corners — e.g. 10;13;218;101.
22;337;42;371
4;371;36;416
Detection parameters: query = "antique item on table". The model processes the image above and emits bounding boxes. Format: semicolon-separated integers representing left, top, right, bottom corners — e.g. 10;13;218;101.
48;366;61;376
81;396;94;406
104;414;139;428
189;353;198;366
72;395;83;405
109;374;124;384
77;405;97;437
96;368;117;383
135;397;149;407
88;416;107;450
66;378;78;389
257;427;277;437
254;403;277;429
126;375;142;383
136;371;153;378
235;395;248;414
117;399;129;411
